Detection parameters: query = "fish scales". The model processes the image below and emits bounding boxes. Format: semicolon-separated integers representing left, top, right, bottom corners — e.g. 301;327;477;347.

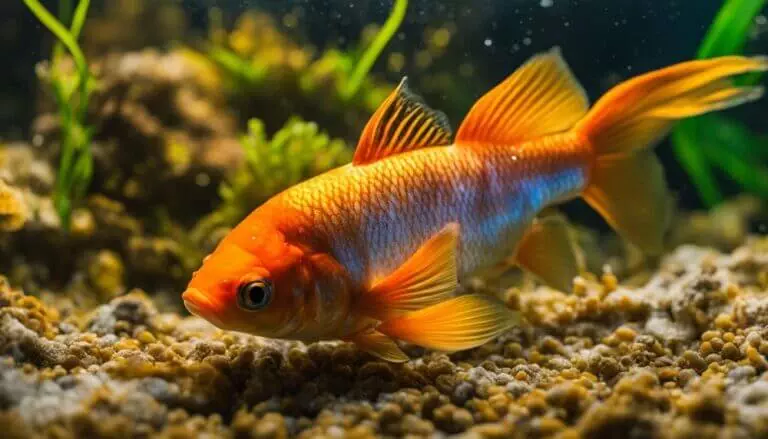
271;132;590;286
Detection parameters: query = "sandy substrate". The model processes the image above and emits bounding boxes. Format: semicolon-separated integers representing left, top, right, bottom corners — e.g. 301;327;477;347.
0;209;767;438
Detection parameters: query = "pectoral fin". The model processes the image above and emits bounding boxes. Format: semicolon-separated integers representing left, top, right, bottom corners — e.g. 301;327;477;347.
377;295;518;352
360;223;459;320
348;330;409;363
514;215;582;292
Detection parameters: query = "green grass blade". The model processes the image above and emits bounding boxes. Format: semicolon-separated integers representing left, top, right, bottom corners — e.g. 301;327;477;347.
23;0;88;80
24;0;93;230
697;0;766;58
672;120;724;206
340;0;408;100
705;140;768;197
69;0;90;40
671;0;767;206
52;0;72;64
706;114;768;161
208;46;266;86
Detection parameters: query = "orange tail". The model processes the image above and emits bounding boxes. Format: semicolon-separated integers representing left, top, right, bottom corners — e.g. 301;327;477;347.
574;56;768;253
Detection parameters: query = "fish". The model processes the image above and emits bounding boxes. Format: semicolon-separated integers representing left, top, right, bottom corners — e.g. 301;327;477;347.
182;48;767;362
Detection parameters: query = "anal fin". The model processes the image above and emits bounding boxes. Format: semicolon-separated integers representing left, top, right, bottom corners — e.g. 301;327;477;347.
349;330;409;363
377;295;518;352
514;215;582;292
583;151;672;255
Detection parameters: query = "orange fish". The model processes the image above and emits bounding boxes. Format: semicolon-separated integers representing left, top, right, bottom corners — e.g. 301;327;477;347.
183;49;766;362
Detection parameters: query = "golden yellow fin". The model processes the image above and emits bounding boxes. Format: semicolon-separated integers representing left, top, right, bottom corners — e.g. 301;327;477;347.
571;55;767;254
575;55;768;156
514;215;582;292
583;152;672;254
349;330;409;363
353;78;452;165
360;223;459;320
377;295;518;352
455;47;588;146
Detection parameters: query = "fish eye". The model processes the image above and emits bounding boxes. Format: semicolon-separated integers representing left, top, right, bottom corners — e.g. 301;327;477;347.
237;280;273;311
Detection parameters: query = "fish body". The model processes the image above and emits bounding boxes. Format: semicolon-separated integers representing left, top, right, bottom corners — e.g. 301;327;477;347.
268;132;587;285
184;49;767;361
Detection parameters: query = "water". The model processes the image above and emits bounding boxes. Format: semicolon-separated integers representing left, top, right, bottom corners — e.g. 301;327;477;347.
1;1;767;437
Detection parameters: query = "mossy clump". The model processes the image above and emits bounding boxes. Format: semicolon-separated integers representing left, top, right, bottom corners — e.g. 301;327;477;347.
191;117;352;244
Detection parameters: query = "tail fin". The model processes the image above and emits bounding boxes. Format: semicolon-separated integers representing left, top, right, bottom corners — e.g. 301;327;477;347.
574;56;768;253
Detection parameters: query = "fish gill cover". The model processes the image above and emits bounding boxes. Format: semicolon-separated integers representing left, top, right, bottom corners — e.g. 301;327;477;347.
0;0;766;437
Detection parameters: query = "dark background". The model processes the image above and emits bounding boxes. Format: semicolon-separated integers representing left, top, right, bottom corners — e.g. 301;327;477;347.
3;0;767;210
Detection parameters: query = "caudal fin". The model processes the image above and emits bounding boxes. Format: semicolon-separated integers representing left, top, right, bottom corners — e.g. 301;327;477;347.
574;56;768;253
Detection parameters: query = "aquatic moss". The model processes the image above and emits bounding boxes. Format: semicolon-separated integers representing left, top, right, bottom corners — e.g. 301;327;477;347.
191;117;352;243
223;118;351;207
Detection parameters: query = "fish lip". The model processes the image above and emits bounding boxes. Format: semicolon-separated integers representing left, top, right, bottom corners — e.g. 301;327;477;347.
182;293;229;329
182;299;204;318
182;288;220;320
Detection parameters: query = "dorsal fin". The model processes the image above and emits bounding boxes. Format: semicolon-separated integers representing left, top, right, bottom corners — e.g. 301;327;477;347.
353;78;453;165
455;47;589;147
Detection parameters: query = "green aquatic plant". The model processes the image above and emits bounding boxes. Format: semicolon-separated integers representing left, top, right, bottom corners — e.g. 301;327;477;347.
204;0;406;108
338;0;408;100
223;118;351;204
24;0;94;229
671;0;768;206
191;117;352;243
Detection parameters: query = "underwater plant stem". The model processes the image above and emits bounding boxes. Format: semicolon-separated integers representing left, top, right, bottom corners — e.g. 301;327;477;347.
23;0;89;87
340;0;408;100
69;0;90;41
52;0;72;63
24;0;93;230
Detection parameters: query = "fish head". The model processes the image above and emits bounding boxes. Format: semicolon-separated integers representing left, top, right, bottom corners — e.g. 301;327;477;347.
182;225;313;337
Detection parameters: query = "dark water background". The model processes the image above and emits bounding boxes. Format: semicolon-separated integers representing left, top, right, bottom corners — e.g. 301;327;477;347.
2;0;767;212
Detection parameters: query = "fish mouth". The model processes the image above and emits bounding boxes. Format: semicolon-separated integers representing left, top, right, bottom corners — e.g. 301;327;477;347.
182;288;210;311
182;288;224;326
